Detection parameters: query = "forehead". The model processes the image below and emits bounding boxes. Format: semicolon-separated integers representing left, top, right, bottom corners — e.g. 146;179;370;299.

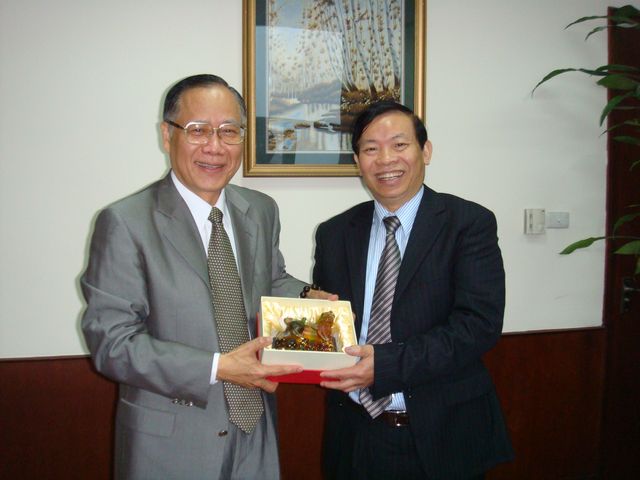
176;86;241;121
361;111;416;142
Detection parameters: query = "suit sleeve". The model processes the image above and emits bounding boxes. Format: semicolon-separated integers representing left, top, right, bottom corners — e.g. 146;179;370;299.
371;207;505;397
269;201;306;297
81;208;214;407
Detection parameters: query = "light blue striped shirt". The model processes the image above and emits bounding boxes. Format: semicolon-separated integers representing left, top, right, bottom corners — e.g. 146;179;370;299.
350;186;424;411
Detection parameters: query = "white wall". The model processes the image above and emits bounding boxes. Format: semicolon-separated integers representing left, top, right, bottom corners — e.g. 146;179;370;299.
0;0;623;358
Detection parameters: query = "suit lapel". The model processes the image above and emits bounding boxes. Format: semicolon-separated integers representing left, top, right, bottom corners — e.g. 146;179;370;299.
345;203;374;334
155;175;209;285
224;186;257;322
395;187;446;301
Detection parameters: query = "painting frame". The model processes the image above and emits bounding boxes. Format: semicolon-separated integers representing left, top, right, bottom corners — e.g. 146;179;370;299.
242;0;425;177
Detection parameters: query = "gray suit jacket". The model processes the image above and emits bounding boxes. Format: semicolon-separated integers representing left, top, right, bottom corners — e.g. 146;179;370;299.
81;173;304;479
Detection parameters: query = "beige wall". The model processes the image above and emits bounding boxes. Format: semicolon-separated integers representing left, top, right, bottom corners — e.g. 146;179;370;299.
0;0;625;357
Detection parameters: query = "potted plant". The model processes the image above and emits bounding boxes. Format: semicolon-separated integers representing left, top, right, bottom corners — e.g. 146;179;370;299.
532;4;640;278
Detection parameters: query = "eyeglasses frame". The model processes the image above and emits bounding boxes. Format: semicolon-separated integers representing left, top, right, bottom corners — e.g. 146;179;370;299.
165;120;246;145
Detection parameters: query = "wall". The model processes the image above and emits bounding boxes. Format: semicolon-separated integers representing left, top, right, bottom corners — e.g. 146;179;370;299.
0;0;626;358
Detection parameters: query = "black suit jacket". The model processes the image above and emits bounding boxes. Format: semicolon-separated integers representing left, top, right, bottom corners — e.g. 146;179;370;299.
314;186;513;479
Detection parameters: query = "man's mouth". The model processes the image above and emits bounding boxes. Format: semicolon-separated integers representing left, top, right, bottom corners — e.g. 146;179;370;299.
196;161;223;171
376;171;403;181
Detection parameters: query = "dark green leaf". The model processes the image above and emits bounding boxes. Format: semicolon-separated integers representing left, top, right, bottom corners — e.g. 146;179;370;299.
613;213;640;233
597;74;639;90
560;237;605;254
565;15;607;29
532;69;579;95
615;240;640;255
613;5;640;18
595;64;640;74
602;119;640;135
585;25;610;40
531;67;620;95
600;92;633;125
631;159;640;171
565;6;640;31
613;135;640;145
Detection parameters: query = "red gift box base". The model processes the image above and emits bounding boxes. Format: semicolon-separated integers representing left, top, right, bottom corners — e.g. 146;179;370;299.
267;370;339;384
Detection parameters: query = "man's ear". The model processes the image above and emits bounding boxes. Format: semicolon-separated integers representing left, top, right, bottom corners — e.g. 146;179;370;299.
160;122;171;153
422;140;433;166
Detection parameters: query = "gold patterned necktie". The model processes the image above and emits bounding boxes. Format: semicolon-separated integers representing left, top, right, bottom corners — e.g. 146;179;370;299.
359;216;401;418
207;207;264;433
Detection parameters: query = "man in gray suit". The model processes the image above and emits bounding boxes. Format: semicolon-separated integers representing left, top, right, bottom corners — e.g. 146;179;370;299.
81;74;317;479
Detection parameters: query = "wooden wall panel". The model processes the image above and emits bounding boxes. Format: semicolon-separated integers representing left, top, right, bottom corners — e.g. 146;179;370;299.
0;329;607;480
0;357;117;480
486;329;606;480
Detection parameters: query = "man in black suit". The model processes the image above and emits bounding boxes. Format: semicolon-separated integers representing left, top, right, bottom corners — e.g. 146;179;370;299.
315;101;513;479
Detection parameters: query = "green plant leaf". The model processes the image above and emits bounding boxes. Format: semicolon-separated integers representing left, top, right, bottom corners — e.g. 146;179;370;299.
613;135;640;145
565;6;640;31
565;15;608;29
631;159;640;170
561;237;605;254
600;92;633;125
613;213;640;233
615;240;640;255
596;64;640;74
597;74;639;90
602;119;640;135
532;68;616;95
585;25;610;40
611;5;640;27
532;69;579;94
614;5;640;17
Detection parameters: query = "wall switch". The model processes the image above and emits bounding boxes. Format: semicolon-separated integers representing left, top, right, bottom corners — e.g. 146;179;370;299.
524;208;546;234
547;211;570;228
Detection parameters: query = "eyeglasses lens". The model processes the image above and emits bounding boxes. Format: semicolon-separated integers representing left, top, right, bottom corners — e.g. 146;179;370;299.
185;123;244;145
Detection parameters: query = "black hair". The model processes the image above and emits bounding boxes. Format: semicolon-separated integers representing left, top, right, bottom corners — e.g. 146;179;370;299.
351;101;428;154
162;74;246;123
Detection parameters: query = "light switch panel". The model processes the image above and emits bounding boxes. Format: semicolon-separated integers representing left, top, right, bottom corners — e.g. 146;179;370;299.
524;208;546;234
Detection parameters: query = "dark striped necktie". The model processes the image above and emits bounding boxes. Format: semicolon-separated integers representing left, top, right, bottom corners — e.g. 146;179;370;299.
359;215;402;418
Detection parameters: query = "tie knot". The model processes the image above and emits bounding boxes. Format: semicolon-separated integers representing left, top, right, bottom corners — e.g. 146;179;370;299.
209;207;223;225
383;216;401;235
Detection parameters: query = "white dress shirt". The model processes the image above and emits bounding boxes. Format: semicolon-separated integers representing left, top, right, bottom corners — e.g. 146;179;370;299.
171;171;242;385
349;186;424;411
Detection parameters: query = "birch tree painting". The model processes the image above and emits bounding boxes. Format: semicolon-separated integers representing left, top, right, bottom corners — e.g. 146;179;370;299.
266;0;404;154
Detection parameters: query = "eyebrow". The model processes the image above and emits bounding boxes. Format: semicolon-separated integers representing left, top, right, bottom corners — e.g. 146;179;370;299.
361;132;410;143
188;119;241;125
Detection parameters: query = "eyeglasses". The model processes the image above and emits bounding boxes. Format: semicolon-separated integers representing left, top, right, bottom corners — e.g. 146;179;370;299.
165;120;246;145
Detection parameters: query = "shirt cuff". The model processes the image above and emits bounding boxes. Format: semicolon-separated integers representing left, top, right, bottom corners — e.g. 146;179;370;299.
210;352;220;385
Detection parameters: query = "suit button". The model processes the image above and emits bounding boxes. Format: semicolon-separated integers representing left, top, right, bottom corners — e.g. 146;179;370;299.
218;430;228;437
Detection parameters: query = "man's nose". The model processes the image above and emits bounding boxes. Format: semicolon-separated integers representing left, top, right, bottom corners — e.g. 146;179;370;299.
379;147;396;163
201;131;224;152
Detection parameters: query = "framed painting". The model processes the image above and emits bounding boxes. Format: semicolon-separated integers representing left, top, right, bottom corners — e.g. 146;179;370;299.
242;0;425;177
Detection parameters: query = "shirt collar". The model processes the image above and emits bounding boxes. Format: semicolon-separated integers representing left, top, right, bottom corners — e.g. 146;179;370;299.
373;186;424;233
171;170;229;223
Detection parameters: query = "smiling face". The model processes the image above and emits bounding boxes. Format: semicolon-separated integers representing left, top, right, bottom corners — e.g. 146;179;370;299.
161;85;244;205
354;111;432;212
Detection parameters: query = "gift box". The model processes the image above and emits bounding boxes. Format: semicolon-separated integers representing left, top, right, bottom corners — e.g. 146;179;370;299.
259;296;358;384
